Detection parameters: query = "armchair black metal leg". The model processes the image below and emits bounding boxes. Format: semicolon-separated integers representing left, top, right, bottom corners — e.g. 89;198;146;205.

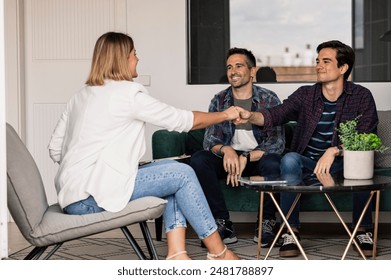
43;243;64;260
139;221;159;259
121;222;159;260
24;246;48;260
24;243;64;260
155;216;163;241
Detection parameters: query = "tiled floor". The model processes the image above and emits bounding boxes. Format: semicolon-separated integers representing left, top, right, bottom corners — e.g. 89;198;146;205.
5;220;347;254
7;221;129;256
6;222;391;260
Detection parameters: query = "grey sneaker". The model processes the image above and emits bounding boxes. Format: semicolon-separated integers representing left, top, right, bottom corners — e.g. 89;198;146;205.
253;219;281;247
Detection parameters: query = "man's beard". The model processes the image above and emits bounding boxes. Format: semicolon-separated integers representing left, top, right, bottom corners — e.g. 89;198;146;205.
231;78;251;89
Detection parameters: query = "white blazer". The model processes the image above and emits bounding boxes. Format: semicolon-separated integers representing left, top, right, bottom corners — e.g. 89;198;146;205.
48;80;193;212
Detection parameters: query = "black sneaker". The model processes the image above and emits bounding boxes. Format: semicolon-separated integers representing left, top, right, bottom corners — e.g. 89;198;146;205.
353;232;374;257
253;219;281;247
201;218;237;248
279;232;301;257
216;218;238;244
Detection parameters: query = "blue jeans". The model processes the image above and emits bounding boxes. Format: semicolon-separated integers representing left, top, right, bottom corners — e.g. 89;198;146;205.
280;152;373;230
190;150;281;221
63;160;217;239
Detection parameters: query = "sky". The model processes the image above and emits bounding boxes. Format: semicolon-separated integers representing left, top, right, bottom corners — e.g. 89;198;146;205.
230;0;352;66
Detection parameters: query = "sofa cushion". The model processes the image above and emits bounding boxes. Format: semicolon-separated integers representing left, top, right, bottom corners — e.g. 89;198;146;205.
152;130;187;159
375;110;391;168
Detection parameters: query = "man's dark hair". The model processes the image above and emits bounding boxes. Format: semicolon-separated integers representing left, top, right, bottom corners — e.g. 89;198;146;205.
256;66;277;82
316;40;355;80
226;47;256;68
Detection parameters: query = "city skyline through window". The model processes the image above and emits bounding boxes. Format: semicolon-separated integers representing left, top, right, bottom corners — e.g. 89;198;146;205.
230;0;352;67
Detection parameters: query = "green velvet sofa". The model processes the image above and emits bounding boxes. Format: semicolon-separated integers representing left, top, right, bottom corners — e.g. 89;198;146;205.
151;110;391;239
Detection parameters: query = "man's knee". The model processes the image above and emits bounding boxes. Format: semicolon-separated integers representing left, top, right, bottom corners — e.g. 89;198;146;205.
281;152;301;169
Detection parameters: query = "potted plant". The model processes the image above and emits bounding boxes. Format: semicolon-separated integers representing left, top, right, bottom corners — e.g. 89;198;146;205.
338;116;388;179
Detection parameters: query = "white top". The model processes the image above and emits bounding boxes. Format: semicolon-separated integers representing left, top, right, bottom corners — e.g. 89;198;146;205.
48;80;193;212
231;130;258;151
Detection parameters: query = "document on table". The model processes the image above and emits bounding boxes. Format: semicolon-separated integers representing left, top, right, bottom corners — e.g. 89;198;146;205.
139;154;191;166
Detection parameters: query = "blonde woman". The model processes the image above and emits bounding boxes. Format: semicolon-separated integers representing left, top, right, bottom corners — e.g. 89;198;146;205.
49;32;240;260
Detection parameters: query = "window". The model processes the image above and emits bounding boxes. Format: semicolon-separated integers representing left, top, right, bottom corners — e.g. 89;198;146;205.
187;0;230;84
187;0;391;84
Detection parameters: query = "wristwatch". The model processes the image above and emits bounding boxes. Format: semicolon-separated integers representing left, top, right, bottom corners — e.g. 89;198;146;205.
336;145;343;157
241;151;251;162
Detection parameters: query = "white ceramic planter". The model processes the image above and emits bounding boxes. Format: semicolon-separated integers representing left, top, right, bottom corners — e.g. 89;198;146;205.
343;150;374;179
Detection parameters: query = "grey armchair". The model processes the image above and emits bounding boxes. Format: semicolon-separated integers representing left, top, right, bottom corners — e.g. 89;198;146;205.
6;123;166;260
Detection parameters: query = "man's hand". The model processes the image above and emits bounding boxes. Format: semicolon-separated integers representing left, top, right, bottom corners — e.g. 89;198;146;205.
237;154;247;179
232;106;251;125
226;152;248;187
316;173;335;186
222;146;241;187
313;147;338;174
232;106;265;126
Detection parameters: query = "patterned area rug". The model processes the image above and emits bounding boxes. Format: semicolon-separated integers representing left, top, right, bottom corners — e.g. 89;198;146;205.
8;237;391;260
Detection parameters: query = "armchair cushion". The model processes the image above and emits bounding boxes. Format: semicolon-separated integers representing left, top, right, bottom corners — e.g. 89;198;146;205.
30;197;166;247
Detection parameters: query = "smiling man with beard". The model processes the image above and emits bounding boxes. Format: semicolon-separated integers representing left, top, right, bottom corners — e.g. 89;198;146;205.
190;48;285;248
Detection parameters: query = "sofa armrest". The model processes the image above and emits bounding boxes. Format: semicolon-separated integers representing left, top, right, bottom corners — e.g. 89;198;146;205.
152;130;187;159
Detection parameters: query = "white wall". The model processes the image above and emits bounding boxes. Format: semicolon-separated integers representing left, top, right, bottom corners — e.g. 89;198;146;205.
126;1;391;160
0;0;8;260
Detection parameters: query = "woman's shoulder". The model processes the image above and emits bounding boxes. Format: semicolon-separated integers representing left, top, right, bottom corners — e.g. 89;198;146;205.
106;80;147;90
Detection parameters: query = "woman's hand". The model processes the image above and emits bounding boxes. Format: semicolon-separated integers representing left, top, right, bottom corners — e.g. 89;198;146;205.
223;106;240;121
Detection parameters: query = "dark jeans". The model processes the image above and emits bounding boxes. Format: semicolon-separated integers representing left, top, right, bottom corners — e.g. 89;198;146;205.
190;150;282;221
280;152;373;230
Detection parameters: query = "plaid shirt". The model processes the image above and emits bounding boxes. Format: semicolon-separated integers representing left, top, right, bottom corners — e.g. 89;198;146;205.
204;85;285;155
261;81;379;154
